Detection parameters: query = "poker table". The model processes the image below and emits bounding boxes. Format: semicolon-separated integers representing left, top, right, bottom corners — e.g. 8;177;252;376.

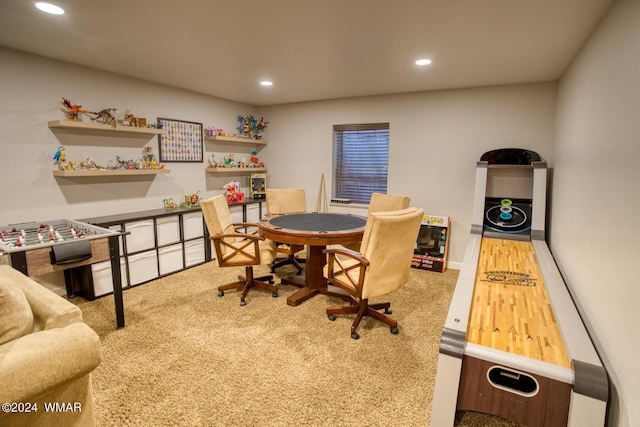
258;212;366;306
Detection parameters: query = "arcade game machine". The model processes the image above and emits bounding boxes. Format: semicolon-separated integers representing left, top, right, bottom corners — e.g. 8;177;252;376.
412;214;450;273
430;149;608;427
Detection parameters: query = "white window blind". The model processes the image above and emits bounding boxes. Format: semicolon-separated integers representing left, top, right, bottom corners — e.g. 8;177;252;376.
332;123;389;204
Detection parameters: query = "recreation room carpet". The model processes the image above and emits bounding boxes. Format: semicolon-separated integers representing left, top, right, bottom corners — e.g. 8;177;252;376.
73;262;521;426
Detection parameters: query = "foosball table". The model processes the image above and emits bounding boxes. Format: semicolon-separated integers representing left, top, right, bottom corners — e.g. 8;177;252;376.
0;219;125;328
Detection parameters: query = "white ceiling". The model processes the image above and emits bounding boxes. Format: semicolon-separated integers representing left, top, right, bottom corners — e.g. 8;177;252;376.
0;0;614;106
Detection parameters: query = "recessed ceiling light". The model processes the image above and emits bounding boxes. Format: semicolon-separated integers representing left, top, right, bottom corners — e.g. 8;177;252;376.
415;58;432;66
35;2;65;15
260;81;273;87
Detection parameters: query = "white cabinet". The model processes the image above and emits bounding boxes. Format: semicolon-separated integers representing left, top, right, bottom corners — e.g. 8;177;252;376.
79;201;263;299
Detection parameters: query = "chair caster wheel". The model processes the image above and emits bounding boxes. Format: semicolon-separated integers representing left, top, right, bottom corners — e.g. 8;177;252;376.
270;268;275;273
390;327;399;335
269;280;275;284
272;291;278;298
296;270;302;275
240;300;246;306
218;291;224;297
328;314;336;321
385;307;392;314
351;332;360;340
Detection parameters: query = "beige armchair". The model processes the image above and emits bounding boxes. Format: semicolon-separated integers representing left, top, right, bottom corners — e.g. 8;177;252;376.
341;192;411;251
323;207;424;339
367;192;410;213
265;188;307;275
201;195;278;305
0;265;102;427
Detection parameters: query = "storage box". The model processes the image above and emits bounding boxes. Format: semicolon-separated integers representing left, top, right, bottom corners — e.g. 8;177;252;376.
183;212;204;240
127;250;159;285
157;216;180;246
124;219;155;252
159;243;183;275
185;239;205;267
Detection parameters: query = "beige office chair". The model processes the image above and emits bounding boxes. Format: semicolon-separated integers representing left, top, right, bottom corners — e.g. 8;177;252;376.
341;192;411;251
201;195;278;306
368;192;410;213
266;188;307;275
323;207;424;339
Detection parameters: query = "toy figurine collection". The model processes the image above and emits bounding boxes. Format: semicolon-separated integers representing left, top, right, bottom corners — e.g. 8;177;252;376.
208;151;265;169
56;99;266;210
54;145;165;171
59;97;154;129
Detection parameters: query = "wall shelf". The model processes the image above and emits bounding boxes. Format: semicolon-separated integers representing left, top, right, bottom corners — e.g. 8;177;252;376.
48;120;166;137
205;167;267;173
204;135;267;146
53;169;170;177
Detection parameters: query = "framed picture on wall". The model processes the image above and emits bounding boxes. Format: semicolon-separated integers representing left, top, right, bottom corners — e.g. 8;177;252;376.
157;117;203;162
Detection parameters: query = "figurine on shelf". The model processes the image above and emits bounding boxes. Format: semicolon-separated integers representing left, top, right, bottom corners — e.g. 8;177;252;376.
58;160;77;171
60;98;89;120
223;153;236;168
181;191;201;208
142;146;160;169
249;151;259;165
208;154;218;168
143;146;155;162
89;108;118;127
80;157;99;170
115;155;134;169
122;109;134;127
53;146;66;165
224;181;245;203
206;126;222;137
163;198;176;210
237;114;269;140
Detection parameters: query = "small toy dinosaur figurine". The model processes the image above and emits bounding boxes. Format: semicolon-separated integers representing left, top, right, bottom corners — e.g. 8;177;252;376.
60;97;88;120
90;108;118;127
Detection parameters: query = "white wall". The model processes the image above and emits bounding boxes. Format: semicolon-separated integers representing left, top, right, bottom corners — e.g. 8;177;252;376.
0;46;556;268
553;1;640;425
0;47;257;226
259;84;557;266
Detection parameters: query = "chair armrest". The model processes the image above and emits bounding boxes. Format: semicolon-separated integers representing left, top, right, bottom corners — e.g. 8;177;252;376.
232;222;260;236
323;247;370;266
213;232;265;242
323;247;369;294
232;222;258;228
0;322;102;402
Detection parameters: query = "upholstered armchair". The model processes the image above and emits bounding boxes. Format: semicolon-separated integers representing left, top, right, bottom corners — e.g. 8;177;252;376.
201;195;278;305
323;207;424;339
341;192;411;251
265;188;307;275
367;192;410;213
0;265;102;427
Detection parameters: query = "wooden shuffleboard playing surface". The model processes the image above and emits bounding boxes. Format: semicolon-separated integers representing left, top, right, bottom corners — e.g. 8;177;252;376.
466;237;570;368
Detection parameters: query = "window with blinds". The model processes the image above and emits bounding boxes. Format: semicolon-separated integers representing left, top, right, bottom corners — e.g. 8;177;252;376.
332;123;389;204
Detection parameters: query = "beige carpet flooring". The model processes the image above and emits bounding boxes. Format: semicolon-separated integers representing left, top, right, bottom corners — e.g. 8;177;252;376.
73;262;521;427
